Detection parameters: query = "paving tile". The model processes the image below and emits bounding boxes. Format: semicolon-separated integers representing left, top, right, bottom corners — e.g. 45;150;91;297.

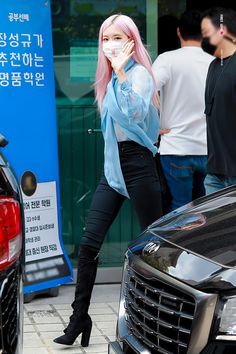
23;348;50;354
56;309;73;316
24;324;36;333
89;307;113;315
31;315;62;324
24;317;33;325
108;303;119;313
101;328;116;337
88;336;108;345
108;302;119;308
36;323;65;332
90;327;103;337
25;304;53;311
53;304;71;310
89;302;109;308
96;321;117;330
60;316;70;323
90;314;117;322
83;344;108;353
50;347;84;354
40;331;66;340
23;333;45;347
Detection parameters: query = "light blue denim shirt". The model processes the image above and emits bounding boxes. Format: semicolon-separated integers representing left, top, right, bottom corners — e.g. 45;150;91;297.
101;59;160;198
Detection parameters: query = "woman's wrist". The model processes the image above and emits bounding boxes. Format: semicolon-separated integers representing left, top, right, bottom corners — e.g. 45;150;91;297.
116;69;126;83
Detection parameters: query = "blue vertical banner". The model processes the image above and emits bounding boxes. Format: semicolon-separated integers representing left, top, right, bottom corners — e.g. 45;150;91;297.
0;0;73;293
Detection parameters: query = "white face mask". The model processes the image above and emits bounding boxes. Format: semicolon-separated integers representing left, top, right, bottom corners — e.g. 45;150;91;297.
102;40;125;59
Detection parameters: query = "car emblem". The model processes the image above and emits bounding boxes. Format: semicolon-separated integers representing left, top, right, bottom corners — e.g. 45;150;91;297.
142;241;161;255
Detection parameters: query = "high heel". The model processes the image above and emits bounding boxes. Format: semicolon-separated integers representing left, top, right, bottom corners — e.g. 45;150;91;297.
81;322;92;347
54;314;92;346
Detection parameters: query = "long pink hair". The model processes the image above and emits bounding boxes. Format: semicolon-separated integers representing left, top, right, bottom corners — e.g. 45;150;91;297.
94;14;160;112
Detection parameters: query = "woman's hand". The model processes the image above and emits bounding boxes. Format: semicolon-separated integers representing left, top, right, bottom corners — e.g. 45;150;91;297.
160;128;171;135
111;40;135;82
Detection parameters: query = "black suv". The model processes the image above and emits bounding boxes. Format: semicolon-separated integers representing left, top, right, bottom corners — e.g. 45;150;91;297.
0;134;24;354
109;186;236;354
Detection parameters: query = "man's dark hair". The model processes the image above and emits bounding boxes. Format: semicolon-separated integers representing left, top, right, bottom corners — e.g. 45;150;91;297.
178;10;202;41
202;7;236;36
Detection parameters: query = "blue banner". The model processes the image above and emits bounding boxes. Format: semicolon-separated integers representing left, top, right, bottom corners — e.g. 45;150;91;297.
0;0;73;294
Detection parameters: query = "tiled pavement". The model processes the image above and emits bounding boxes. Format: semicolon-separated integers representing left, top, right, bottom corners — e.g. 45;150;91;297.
23;284;120;354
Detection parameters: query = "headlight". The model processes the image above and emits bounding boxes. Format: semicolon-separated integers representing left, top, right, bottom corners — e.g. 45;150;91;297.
116;252;129;340
118;253;129;318
219;296;236;335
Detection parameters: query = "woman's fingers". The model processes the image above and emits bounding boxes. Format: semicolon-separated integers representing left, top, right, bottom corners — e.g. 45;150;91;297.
127;51;135;60
122;39;132;50
126;41;135;53
122;39;131;48
123;40;135;54
160;128;171;135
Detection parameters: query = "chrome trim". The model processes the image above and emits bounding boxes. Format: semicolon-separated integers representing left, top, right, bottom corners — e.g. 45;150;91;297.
117;254;218;354
216;335;236;341
142;242;161;255
117;257;151;354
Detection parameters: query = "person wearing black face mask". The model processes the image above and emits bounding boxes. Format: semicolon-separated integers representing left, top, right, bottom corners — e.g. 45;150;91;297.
201;35;218;55
202;30;236;56
201;7;236;194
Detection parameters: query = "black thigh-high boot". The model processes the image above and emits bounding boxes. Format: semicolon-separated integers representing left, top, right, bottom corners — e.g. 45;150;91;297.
53;245;99;346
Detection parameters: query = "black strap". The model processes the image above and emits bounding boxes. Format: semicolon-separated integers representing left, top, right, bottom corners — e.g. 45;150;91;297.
224;36;236;44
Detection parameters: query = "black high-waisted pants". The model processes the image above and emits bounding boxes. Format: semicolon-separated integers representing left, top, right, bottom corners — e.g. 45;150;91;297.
80;141;162;250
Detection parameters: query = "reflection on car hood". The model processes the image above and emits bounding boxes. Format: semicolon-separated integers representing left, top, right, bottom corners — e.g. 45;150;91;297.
0;152;7;166
129;185;236;291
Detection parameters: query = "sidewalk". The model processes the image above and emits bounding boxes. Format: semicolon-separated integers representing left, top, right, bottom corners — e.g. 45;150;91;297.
23;284;120;354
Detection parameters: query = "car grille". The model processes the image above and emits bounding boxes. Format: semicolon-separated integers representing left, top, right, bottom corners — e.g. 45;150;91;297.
124;267;196;354
0;266;19;354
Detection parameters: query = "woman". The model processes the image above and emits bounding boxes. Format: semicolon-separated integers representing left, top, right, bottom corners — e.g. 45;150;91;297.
54;14;162;347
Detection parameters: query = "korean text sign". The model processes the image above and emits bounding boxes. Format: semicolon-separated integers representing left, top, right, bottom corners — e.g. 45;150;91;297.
0;0;73;294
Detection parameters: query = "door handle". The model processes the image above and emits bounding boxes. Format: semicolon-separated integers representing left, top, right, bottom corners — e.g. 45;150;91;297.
87;128;102;134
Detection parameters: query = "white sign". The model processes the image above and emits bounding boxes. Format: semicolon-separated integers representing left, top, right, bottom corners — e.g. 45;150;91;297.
23;181;63;263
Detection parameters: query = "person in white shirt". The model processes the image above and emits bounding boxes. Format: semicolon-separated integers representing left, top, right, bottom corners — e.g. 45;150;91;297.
152;9;214;211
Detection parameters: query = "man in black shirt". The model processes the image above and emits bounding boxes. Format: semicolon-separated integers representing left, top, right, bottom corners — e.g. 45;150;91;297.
201;7;236;194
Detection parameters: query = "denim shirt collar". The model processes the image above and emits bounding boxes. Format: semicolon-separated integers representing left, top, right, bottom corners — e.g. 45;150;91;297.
112;58;136;81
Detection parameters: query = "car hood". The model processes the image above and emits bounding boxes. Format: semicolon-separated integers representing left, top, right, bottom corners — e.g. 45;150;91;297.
129;186;236;291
